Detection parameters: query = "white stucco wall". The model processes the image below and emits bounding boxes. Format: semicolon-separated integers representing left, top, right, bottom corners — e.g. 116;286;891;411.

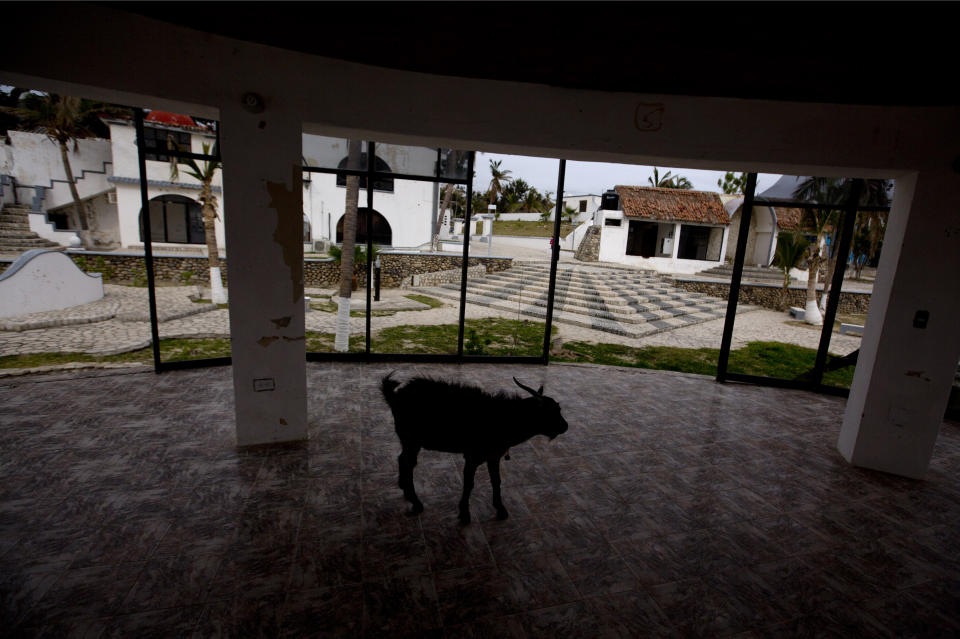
303;172;434;249
1;131;113;211
562;194;601;224
0;250;103;317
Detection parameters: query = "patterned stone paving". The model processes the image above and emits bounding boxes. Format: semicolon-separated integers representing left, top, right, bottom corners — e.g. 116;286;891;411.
1;363;958;636
428;262;759;338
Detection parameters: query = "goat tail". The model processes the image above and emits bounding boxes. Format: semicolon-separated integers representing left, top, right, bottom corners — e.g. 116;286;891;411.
381;371;402;408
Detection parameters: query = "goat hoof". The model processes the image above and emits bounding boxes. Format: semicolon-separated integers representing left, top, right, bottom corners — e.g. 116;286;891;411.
458;512;471;525
411;503;424;515
496;509;509;520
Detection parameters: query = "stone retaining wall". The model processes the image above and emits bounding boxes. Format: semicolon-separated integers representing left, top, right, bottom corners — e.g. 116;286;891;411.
574;225;601;262
1;251;513;289
673;278;871;314
403;264;487;287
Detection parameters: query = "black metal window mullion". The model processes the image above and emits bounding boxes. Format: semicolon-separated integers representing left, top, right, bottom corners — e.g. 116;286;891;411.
541;159;566;363
811;178;864;385
456;152;475;357
134;109;162;373
365;142;375;355
717;172;757;382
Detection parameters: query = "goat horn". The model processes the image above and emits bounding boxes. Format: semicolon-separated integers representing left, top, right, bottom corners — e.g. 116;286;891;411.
513;377;542;397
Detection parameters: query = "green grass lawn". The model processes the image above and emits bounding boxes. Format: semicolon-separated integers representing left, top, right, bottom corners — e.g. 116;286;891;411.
1;320;856;388
552;340;855;387
492;221;574;238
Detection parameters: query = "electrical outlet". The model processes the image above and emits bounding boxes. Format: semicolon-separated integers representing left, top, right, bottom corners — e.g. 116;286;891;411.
253;378;275;392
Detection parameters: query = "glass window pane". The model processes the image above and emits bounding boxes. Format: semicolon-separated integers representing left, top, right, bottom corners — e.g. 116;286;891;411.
149;200;165;241
375;143;439;178
302;134;367;171
165;201;189;243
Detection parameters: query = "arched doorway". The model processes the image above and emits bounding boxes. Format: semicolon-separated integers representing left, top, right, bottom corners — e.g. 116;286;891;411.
336;208;392;246
140;194;205;244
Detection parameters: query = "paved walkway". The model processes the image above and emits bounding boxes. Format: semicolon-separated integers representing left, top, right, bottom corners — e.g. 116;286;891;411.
0;272;862;359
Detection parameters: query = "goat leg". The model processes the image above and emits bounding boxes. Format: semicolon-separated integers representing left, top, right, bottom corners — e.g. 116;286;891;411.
398;446;423;514
487;456;508;520
459;458;481;524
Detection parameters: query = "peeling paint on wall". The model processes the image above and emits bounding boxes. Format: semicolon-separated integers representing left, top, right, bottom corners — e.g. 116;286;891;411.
257;335;305;348
266;167;304;303
271;316;291;329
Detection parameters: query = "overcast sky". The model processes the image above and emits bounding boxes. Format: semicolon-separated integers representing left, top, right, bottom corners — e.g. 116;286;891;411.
472;152;782;198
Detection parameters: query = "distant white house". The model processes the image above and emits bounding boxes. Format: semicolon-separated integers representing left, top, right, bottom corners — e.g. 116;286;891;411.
597;185;730;274
561;193;601;224
1;113;438;253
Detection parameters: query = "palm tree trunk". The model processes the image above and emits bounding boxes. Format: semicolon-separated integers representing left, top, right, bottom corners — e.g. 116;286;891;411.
335;139;362;352
804;250;823;325
432;183;454;251
58;140;90;238
202;187;227;304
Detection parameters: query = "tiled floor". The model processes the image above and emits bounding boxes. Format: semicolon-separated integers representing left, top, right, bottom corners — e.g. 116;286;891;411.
1;363;958;637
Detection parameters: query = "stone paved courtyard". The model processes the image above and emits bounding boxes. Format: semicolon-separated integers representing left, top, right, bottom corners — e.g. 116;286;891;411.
0;263;863;364
0;363;958;636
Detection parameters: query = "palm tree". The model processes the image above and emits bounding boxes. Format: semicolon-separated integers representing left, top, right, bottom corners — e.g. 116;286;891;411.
793;177;891;323
2;93;125;246
168;138;226;304
487;159;513;206
335;140;363;351
648;167;693;190
328;242;377;291
717;171;748;195
772;231;809;310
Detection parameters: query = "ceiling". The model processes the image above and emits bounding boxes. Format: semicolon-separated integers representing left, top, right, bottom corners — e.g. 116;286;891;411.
114;3;956;107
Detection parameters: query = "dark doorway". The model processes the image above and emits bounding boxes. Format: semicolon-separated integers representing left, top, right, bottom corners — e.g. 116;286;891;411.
626;220;658;257
140;194;205;244
678;225;710;260
337;208;392;245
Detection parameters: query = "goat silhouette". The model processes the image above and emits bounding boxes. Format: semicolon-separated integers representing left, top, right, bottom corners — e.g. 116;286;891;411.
381;373;568;523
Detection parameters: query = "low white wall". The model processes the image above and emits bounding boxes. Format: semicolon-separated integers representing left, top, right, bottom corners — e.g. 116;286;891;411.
488;235;554;250
0;250;103;317
495;212;543;221
612;255;723;275
563;221;591;250
28;212;77;245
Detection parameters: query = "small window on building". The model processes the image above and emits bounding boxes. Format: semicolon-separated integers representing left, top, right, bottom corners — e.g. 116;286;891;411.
143;126;193;163
604;218;621;227
579;200;587;213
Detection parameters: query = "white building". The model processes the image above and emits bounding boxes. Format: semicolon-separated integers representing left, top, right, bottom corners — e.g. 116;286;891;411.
597;185;730;274
1;115;438;253
561;193;601;224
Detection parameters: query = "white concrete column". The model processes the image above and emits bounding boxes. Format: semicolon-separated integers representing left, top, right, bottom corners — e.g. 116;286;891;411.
838;169;960;478
671;223;682;261
220;101;307;446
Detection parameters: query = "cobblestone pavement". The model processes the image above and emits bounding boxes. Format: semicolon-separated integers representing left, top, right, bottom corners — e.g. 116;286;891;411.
1;273;862;359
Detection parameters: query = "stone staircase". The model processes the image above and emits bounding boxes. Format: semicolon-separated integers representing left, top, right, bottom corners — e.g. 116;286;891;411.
0;204;62;254
696;263;784;283
425;262;754;338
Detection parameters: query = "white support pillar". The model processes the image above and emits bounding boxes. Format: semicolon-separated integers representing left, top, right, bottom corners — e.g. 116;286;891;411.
220;101;308;447
671;223;682;261
838;169;960;478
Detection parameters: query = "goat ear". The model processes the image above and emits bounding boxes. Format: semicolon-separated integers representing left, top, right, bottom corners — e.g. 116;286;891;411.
513;377;540;397
537;385;543;395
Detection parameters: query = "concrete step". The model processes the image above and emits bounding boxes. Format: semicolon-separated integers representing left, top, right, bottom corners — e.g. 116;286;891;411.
443;280;725;319
0;230;48;239
428;286;734;338
0;222;32;231
483;270;676;297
